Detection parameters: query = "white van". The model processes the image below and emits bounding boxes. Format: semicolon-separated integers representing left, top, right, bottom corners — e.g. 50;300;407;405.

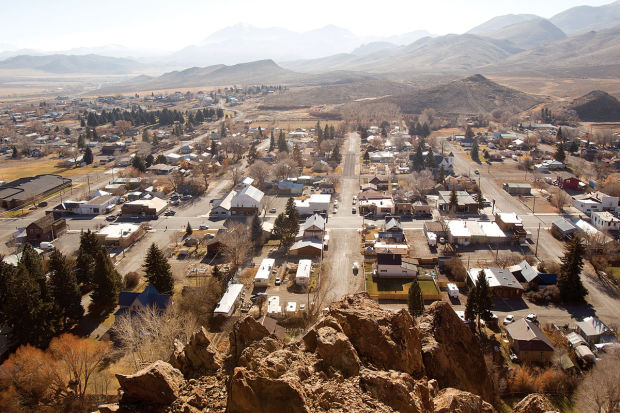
40;242;54;250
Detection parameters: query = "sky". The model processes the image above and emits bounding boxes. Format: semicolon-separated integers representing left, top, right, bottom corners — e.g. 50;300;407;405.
0;0;614;52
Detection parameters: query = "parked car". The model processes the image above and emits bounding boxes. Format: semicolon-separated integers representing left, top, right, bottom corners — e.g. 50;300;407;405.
199;224;209;230
352;207;356;214
106;215;117;222
164;210;176;216
269;208;277;213
474;169;480;175
37;201;48;207
526;313;537;322
181;194;192;201
439;237;446;244
352;262;359;274
275;277;281;285
503;315;515;325
39;242;54;250
299;304;306;311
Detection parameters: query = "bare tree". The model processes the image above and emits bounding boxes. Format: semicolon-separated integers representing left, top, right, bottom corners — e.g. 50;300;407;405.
273;158;296;182
261;196;275;219
574;348;620;413
249;160;271;189
115;120;132;136
221;135;248;161
230;165;242;188
221;223;252;268
550;188;570;212
192;161;211;193
168;170;185;193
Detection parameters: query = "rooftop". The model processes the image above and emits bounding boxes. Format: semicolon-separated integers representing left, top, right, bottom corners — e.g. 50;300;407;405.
506;319;554;352
468;268;523;290
214;284;244;315
577;316;610;337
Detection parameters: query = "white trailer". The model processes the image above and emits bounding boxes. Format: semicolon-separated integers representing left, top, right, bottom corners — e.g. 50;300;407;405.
426;232;437;247
447;283;459;299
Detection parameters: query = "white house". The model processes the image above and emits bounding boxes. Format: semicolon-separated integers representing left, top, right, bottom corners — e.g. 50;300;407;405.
213;283;244;317
165;153;183;164
295;259;312;287
254;258;275;287
369;151;394;163
73;194;119;215
294;194;331;216
231;185;264;215
591;211;620;231
572;192;619;215
210;191;236;217
375;252;417;278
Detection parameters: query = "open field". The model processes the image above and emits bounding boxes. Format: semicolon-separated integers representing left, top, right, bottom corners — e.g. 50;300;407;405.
489;76;620;100
0;156;105;182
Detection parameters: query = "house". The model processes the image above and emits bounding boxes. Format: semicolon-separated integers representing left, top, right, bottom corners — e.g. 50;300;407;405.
278;180;303;195
412;200;432;216
299;213;326;240
289;239;323;257
101;143;127;156
591;211;620;231
459;137;475;147
231;185;264;215
96;223;145;248
148;164;178;175
385;217;403;232
121;197;168;219
0;174;72;209
572;191;619;215
165;153;183;164
576;316;615;345
26;215;67;243
210;191;235;217
534;160;565;171
236;177;254;190
505;319;554;363
375;252;418;278
508;260;557;288
369;176;389;190
503;183;531;195
551;218;577;240
73;194;119;215
436;191;477;213
213;283;244;317
369;151;394;163
115;285;171;316
423;221;448;239
294;194;331;216
447;220;506;245
179;144;193;154
295;259;312;287
495;212;527;241
318;181;335;194
467;268;523;298
556;176;582;191
254;258;275;287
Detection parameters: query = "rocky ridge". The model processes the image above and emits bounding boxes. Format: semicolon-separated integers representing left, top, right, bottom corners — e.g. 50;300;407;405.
101;293;548;412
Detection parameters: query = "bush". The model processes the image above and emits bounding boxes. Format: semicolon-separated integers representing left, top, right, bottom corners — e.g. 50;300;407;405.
538;260;561;274
591;255;609;273
124;271;141;290
525;285;561;305
444;258;467;282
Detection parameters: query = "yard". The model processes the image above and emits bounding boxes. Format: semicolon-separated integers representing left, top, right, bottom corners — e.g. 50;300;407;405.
365;274;440;301
0;155;105;181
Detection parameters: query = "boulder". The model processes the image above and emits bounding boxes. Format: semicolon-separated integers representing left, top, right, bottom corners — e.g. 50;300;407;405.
328;293;425;376
419;302;495;402
169;327;220;377
433;388;495;413
229;316;270;361
315;326;361;377
116;360;185;405
513;393;559;413
359;369;434;413
227;367;308;413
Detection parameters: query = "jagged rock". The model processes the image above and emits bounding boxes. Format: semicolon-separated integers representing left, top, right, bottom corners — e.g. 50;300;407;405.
513;393;559;413
359;369;434;413
433;388;495;412
238;336;284;370
169;327;220;377
315;326;361;377
116;360;185;405
97;404;120;413
227;367;308;413
328;293;425;376
229;316;270;361
302;316;343;352
419;301;495;402
169;375;227;413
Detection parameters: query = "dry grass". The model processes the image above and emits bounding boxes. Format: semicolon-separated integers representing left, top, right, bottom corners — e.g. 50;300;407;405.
0;157;105;181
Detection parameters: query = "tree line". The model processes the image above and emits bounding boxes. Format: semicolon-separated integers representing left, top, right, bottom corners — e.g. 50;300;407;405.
82;107;224;128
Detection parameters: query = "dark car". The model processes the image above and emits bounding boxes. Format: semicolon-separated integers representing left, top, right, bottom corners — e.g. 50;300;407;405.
37;201;48;207
106;215;117;222
164;210;176;216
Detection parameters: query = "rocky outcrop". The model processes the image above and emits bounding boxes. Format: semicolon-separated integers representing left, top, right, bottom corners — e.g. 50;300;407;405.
229;315;270;361
116;361;185;405
359;369;434;413
512;393;559;413
227;367;308;413
110;293;504;412
419;301;496;402
433;388;495;412
328;293;425;376
169;327;220;377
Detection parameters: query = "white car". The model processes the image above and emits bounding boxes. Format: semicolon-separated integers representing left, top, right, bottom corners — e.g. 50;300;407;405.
503;315;515;325
300;304;306;311
526;313;537;322
352;262;359;274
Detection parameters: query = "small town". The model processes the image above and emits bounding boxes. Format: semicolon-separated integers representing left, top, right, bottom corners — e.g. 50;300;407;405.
0;1;620;412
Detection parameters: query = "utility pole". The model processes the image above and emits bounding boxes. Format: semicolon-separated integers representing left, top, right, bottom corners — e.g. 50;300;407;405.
535;223;541;257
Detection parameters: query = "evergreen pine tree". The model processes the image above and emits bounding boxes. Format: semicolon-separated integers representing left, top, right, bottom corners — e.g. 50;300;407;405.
77;134;85;148
465;125;474;139
557;237;588;302
132;155;146;173
464;288;476;324
48;249;84;327
293;144;303;166
475;271;493;330
436;166;446;184
83;147;94;165
324;125;329;140
251;214;263;245
278;131;288;152
474;185;484;212
220;123;227;138
143;243;174;295
471;138;480;162
21;243;46;296
211;139;218;157
407;280;424;317
145;154;154;167
76;230;100;288
186;222;193;235
90;249;122;315
554;141;566;163
269;130;275;151
413;141;425;171
248;143;257;165
449;187;458;213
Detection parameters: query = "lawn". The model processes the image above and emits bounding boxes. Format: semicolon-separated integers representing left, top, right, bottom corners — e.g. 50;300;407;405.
0;157;105;181
365;275;440;300
610;267;620;282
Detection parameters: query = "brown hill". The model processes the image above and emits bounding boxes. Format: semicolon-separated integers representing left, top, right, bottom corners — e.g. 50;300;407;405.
569;90;620;121
381;74;542;115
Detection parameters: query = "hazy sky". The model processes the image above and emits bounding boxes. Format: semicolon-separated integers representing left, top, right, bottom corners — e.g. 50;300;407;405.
0;0;613;51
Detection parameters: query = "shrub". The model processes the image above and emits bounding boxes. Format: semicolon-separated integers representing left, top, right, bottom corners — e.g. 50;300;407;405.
525;285;561;305
124;271;141;290
509;366;536;394
444;258;467;282
538;260;561;274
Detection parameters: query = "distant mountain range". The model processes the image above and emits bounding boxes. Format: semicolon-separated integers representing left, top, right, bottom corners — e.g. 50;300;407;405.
0;54;143;74
550;0;620;35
